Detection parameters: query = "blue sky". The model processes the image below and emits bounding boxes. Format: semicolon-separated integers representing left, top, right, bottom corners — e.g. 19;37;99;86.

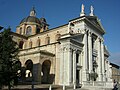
0;0;120;65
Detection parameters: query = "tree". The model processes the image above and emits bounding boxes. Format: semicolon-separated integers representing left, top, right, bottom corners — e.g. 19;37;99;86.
0;28;21;90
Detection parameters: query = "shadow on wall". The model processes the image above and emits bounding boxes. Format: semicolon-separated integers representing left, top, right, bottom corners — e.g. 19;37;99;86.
41;60;55;84
18;60;55;84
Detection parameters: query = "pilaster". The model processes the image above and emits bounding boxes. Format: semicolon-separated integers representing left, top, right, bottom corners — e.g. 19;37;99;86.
59;46;64;84
73;50;76;84
60;44;74;85
68;47;73;84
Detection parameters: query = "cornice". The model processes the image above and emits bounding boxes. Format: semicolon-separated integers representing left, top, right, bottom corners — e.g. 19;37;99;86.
69;16;105;35
19;50;55;57
10;32;28;39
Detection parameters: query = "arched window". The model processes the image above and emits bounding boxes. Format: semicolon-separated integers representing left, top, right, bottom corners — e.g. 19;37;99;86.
19;40;24;49
20;27;22;34
45;36;50;44
36;37;41;46
55;34;61;41
26;26;32;35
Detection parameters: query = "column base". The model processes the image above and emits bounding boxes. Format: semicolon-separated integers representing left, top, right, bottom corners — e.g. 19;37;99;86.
82;70;89;81
97;73;103;81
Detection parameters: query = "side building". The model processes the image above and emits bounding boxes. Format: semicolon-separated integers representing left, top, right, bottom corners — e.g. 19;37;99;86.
110;63;120;83
11;5;113;88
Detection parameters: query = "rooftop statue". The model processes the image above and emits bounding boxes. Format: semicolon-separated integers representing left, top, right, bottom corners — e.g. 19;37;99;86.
90;5;94;16
81;4;85;13
80;4;85;16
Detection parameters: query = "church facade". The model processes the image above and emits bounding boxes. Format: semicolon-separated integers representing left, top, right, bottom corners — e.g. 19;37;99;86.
12;4;112;88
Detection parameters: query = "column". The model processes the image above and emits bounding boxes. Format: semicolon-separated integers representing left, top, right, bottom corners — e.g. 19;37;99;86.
107;62;112;81
64;47;67;84
60;47;64;84
97;38;102;81
106;61;108;81
81;52;83;84
73;50;76;84
82;31;88;81
88;32;93;73
68;48;73;84
78;53;82;84
101;39;105;81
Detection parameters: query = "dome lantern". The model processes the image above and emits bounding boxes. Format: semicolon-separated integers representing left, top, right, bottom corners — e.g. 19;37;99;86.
30;6;36;17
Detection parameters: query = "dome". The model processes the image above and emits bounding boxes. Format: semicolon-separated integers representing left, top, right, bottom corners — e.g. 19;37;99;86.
20;16;41;24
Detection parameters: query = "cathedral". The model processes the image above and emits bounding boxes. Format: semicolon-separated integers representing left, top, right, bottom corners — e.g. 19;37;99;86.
11;4;113;88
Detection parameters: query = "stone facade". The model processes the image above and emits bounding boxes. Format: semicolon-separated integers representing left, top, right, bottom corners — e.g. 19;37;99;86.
110;63;120;83
11;5;113;88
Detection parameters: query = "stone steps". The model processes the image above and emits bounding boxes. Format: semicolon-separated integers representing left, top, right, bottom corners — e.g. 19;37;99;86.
3;84;113;90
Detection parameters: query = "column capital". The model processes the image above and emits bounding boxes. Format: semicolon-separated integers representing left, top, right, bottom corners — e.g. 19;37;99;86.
88;31;92;37
76;50;81;54
68;48;73;52
73;49;77;53
82;29;88;34
97;37;104;42
101;39;104;43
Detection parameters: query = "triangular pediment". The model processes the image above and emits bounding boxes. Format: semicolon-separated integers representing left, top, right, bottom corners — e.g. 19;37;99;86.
86;16;106;34
69;16;106;34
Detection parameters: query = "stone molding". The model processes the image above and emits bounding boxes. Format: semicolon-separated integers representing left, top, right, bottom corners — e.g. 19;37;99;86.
19;50;55;57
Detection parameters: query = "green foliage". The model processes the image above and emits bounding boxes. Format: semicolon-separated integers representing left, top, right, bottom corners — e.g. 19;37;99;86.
0;28;21;89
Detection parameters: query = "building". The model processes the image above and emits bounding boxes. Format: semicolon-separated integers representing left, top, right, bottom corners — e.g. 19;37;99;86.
110;63;120;83
11;5;113;88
